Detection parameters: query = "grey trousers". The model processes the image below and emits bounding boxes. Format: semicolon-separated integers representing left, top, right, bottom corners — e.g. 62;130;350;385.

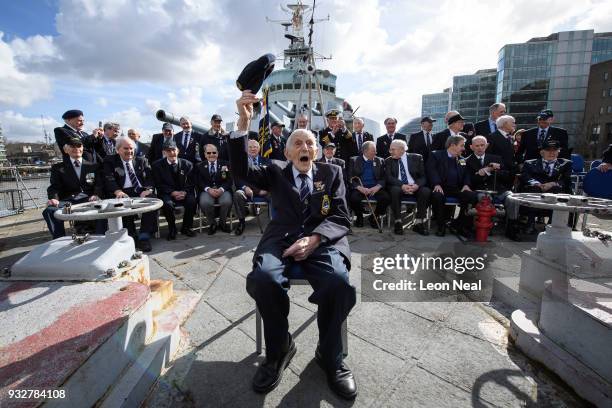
476;190;518;220
199;190;232;225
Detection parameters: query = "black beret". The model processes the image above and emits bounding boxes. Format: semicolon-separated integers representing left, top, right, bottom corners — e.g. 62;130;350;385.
236;54;275;95
447;113;465;126
62;109;83;120
162;139;178;150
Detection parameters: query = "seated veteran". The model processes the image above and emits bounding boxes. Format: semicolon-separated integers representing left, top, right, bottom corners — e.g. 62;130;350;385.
43;137;105;239
426;134;478;237
519;139;572;233
196;143;233;235
229;91;357;400
466;136;520;241
385;139;431;235
152;139;197;240
316;143;345;169
233;139;270;236
103;135;158;252
347;141;389;228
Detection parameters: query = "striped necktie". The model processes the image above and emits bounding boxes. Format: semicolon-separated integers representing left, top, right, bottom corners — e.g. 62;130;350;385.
298;173;311;221
399;159;409;184
126;161;141;190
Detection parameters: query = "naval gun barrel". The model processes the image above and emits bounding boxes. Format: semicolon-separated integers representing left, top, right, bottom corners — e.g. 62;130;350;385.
155;109;209;134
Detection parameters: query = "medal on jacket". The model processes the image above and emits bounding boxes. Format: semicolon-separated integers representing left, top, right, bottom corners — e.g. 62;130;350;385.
321;194;330;215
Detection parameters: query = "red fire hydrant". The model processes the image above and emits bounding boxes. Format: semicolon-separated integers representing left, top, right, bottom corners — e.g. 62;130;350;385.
474;195;496;242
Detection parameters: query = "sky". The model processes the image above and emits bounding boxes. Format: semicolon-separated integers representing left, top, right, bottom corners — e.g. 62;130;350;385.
1;0;612;143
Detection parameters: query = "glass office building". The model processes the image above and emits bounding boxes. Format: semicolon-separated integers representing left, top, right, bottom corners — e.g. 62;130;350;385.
451;69;497;124
496;30;612;146
421;88;451;133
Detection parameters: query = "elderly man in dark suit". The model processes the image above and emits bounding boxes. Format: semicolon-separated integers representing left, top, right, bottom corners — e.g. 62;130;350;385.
318;109;341;148
474;103;506;137
43;137;105;239
431;111;465;151
376;117;407;159
486;114;516;173
152;139;197;240
93;122;120;161
200;114;230;162
316;143;345;168
408;116;436;162
230;91;357;400
348;141;389;228
103;135;158;252
466;135;519;240
519;139;572;233
128;129;150;159
148;123;174;164
233;139;271;235
196;143;233;235
262;121;287;161
343;117;374;159
174;116;203;163
518;110;570;161
386;139;431;235
54;109;101;162
426;134;478;237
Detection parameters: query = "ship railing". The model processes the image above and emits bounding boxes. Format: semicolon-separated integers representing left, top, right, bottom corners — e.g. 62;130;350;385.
0;165;51;217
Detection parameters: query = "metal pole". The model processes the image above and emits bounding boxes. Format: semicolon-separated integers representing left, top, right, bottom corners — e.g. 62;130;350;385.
13;166;40;209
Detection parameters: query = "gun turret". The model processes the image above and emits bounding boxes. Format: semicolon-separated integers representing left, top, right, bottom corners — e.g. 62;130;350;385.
155;110;209;134
274;101;295;118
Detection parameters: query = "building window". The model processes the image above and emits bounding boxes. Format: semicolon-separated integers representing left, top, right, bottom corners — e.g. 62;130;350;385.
329;87;335;93
603;89;607;97
609;88;612;96
601;107;605;114
604;72;609;80
592;125;601;136
608;106;612;113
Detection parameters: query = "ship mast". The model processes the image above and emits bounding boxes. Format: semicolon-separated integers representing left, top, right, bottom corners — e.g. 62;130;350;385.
266;1;330;126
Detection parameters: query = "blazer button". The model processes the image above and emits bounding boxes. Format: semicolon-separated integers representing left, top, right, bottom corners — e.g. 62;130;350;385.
284;233;289;237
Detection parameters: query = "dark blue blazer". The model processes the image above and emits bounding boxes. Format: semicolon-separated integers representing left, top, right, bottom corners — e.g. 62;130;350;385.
426;149;471;189
230;135;351;265
520;158;572;193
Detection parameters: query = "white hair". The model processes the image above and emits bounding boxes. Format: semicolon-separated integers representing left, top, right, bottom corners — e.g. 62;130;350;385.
496;115;515;129
471;135;488;144
115;135;135;150
362;140;376;153
390;139;407;151
286;129;317;148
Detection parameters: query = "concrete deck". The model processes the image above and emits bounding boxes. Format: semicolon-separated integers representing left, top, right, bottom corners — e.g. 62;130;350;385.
2;210;610;407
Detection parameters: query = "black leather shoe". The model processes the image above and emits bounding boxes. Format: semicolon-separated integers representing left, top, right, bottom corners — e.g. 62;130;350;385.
524;222;537;235
234;220;246;236
219;222;232;233
181;228;196;237
208;223;217;235
137;239;152;252
412;222;429;236
252;335;296;393
435;225;446;237
166;227;177;241
394;221;403;235
315;348;357;400
354;216;364;228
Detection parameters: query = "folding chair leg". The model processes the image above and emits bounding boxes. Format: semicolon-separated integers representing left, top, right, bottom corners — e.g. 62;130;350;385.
341;318;348;357
256;306;263;355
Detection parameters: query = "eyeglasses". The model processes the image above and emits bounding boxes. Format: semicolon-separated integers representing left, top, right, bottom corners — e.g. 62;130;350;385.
206;152;218;155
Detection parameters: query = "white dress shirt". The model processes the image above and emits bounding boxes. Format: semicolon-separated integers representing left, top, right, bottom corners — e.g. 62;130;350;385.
398;153;415;185
292;165;313;193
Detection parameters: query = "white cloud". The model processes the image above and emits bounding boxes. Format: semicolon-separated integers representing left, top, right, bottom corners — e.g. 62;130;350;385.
95;97;108;107
0;111;61;143
0;33;53;107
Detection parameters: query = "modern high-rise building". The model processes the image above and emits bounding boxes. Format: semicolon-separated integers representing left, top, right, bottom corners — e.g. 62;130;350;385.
451;69;497;125
421;88;451;133
582;60;612;159
496;30;612;147
0;124;7;166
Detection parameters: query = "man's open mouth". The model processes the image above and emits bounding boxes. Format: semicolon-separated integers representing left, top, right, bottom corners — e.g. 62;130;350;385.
299;155;309;162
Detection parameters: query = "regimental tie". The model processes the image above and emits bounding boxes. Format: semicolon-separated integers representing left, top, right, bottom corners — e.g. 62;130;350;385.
298;173;311;222
356;133;362;151
74;160;81;178
399;159;409;184
126;161;142;190
538;129;546;146
480;156;484;167
209;162;216;177
183;132;190;149
545;161;554;176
